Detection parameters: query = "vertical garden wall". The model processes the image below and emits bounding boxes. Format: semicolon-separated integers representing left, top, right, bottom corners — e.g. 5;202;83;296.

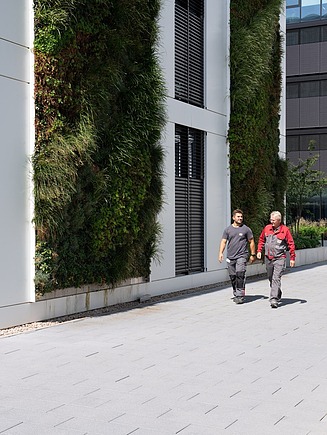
229;0;287;236
33;0;165;293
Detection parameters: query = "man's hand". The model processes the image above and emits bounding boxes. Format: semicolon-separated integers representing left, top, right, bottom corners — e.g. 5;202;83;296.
290;260;295;268
218;253;223;263
249;256;255;264
256;252;262;260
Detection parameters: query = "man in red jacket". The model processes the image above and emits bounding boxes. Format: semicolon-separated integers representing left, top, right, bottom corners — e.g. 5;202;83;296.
257;211;296;308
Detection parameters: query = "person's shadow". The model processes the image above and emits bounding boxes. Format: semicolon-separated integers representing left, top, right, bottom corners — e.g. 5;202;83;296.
244;295;268;303
279;298;307;307
242;296;307;306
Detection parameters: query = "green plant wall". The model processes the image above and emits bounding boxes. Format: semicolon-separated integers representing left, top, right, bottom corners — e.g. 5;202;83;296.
33;0;166;293
229;0;287;237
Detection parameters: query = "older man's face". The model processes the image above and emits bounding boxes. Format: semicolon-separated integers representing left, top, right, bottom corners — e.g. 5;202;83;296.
270;216;281;229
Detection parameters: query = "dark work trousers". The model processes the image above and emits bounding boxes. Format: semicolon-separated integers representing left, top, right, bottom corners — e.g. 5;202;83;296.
265;257;285;301
227;257;247;298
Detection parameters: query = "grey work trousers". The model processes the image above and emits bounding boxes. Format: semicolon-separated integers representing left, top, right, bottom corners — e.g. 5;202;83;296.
265;257;286;301
227;257;247;298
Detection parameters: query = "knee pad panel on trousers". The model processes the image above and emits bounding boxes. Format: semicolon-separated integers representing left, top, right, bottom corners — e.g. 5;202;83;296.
229;274;236;290
236;271;245;289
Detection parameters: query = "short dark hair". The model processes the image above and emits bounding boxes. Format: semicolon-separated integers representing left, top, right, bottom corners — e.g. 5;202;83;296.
232;209;243;217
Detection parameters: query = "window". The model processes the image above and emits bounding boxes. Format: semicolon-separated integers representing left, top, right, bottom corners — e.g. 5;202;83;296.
175;125;204;275
286;7;300;23
286;0;327;22
300;81;320;97
301;0;321;21
302;0;320;5
287;25;327;44
321;80;327;96
287;30;299;45
300;134;319;150
319;134;327;149
287;83;299;98
287;136;300;152
300;27;320;43
287;80;327;97
322;25;327;40
323;2;327;18
175;0;204;107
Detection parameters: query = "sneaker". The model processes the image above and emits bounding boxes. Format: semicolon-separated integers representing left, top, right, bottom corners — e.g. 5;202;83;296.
234;297;244;304
270;299;278;308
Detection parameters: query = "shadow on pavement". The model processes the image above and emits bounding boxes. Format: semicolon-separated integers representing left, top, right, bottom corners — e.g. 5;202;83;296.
279;298;307;307
244;295;269;303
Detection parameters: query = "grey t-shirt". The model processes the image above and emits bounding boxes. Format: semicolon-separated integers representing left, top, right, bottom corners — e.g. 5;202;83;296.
222;224;253;260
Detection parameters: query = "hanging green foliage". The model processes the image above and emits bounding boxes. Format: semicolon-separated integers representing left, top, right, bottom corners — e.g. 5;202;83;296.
229;0;287;237
33;0;166;293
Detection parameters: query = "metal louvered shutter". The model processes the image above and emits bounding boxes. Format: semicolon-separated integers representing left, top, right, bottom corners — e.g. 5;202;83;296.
175;0;204;107
175;125;204;275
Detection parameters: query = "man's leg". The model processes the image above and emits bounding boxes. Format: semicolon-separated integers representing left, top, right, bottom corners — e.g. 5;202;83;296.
235;257;247;300
265;257;275;293
265;258;276;307
227;260;237;297
270;258;285;301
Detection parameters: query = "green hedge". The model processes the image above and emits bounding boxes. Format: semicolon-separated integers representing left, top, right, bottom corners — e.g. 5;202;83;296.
229;0;287;238
292;234;320;250
291;220;326;249
33;0;165;293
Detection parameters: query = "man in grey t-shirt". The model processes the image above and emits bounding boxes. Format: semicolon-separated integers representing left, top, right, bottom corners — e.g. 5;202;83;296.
218;209;256;304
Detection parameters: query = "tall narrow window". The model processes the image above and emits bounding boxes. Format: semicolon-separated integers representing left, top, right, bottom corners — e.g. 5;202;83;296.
175;0;204;107
286;30;299;45
175;125;204;275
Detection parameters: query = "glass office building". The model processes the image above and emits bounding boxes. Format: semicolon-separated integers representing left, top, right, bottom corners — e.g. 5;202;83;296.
286;0;327;219
286;0;327;23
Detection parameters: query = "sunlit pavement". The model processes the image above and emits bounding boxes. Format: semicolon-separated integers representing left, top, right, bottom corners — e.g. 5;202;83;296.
1;262;327;435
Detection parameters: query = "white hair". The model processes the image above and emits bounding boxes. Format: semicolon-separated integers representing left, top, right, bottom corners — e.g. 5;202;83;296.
270;211;281;220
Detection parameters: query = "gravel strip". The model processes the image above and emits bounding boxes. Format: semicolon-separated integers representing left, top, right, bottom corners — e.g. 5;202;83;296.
0;270;271;338
0;282;230;338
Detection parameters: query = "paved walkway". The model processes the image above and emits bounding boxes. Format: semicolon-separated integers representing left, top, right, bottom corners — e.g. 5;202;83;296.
1;262;327;435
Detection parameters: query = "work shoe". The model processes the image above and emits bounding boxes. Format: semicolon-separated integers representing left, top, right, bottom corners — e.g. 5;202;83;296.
234;297;244;304
270;299;278;308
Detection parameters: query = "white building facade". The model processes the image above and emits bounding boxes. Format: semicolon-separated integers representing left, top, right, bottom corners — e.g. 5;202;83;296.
0;0;35;313
0;0;269;328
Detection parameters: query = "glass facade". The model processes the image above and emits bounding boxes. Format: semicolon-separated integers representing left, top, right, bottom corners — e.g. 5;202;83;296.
287;0;327;22
287;1;327;220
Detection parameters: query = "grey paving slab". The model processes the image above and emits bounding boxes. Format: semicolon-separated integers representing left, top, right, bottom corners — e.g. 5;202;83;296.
1;262;327;434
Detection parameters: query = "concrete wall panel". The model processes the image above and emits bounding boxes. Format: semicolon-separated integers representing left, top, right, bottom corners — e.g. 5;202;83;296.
299;97;320;127
287;99;300;128
286;45;300;76
300;44;320;74
0;0;34;307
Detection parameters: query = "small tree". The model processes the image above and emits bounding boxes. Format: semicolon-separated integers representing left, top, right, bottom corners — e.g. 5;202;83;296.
287;142;327;235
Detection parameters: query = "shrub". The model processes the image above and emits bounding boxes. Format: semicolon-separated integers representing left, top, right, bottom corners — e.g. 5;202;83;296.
291;219;326;249
293;234;320;250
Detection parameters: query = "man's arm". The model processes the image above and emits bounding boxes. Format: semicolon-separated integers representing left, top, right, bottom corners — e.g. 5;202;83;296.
286;227;296;267
249;238;256;263
256;228;265;260
218;239;227;263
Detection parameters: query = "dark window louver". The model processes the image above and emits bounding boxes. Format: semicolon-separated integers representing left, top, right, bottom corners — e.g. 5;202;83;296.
175;125;204;275
175;0;204;107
